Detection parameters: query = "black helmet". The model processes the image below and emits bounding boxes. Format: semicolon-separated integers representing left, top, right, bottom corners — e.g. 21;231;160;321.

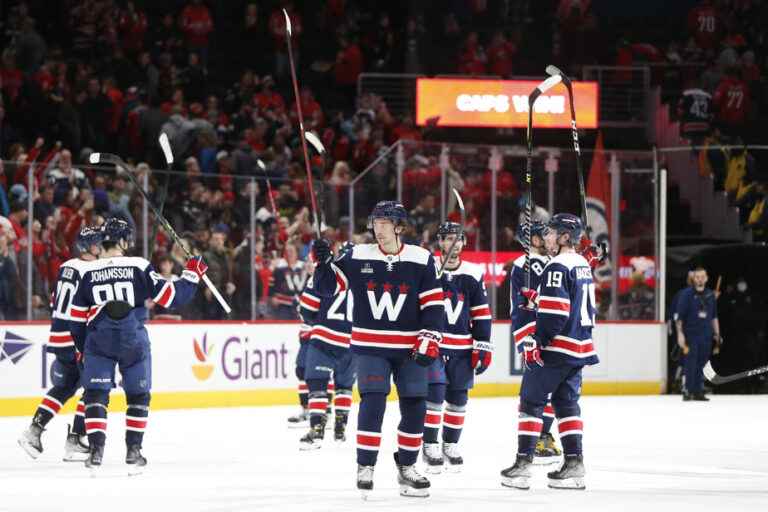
436;221;464;241
546;213;583;246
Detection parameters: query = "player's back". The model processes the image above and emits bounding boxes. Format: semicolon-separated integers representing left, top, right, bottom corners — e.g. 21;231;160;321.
509;253;548;347
48;257;92;351
537;252;599;366
300;279;353;350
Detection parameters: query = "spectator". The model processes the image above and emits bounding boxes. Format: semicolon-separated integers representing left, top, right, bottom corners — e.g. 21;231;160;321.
712;66;751;136
118;1;148;57
33;184;55;224
81;77;111;149
180;0;214;68
46;149;89;201
486;31;516;78
457;31;487;76
0;232;22;320
409;194;439;239
203;224;236;319
334;34;364;94
179;52;207;103
15;17;47;75
150;255;183;320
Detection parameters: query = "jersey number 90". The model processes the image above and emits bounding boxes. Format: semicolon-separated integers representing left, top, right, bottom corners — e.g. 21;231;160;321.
92;282;136;306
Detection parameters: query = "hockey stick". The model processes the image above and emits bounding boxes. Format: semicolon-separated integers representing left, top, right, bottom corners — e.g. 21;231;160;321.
546;64;609;261
283;8;322;239
256;158;279;216
437;188;465;278
150;133;173;257
524;74;562;289
89;151;232;314
703;360;768;385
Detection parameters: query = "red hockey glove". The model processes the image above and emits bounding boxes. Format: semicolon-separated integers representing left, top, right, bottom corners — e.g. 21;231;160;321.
471;340;493;375
183;256;208;282
412;330;441;367
520;287;538;311
520;335;544;370
579;237;600;270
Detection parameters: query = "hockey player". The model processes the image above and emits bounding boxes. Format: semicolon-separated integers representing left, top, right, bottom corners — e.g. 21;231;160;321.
509;221;562;465
18;226;102;461
312;201;444;498
69;218;207;474
422;222;491;474
272;243;313;426
297;243;355;449
501;213;599;490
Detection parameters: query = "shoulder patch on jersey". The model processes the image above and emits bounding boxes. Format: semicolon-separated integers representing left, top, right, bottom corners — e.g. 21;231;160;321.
454;260;485;282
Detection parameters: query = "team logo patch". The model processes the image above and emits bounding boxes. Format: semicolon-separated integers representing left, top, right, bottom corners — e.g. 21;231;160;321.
0;330;34;365
361;263;374;274
192;333;215;381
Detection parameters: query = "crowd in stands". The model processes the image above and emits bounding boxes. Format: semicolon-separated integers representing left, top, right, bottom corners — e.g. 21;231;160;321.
0;0;765;319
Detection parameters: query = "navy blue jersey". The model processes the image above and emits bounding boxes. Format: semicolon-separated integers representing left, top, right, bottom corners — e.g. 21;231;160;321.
439;260;491;357
69;256;199;347
314;243;444;357
299;276;352;350
269;259;309;308
509;252;549;351
674;287;717;338
534;252;599;366
47;258;91;353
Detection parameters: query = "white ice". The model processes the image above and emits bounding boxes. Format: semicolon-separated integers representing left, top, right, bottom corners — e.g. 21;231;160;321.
1;396;767;512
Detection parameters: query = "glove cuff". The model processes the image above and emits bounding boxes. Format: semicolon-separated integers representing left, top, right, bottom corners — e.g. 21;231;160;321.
473;340;493;352
182;270;200;284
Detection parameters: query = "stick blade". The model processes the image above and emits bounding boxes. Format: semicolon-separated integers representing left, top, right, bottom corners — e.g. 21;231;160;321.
256;159;266;171
703;361;719;383
546;65;564;77
536;74;563;95
452;187;465;212
283;8;292;36
159;132;174;165
305;131;326;154
89;153;101;164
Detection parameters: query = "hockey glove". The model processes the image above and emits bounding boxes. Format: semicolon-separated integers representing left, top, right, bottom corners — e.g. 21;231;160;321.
412;330;441;367
471;341;493;375
520;335;544;370
578;237;600;270
312;238;333;266
183;256;208;282
520;287;538;311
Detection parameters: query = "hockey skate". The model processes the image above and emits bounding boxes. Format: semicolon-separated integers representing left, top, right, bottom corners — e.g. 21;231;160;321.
394;452;430;497
334;412;348;442
63;424;89;462
442;443;463;473
421;443;443;474
547;454;586;490
533;432;562;466
500;454;534;490
299;419;326;450
85;445;104;476
126;445;147;476
18;422;44;460
287;408;309;428
357;464;374;499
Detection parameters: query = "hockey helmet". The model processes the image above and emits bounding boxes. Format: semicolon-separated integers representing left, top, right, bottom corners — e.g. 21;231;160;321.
367;200;408;229
515;220;547;245
436;221;464;241
101;217;135;247
545;213;583;245
76;225;103;252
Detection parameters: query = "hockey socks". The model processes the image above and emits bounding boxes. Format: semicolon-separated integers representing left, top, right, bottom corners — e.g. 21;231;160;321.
442;390;467;444
356;392;386;466
33;386;77;427
555;405;583;455
297;380;309;409
125;393;150;448
84;389;110;448
542;403;555;435
424;383;445;444
73;399;86;435
397;397;426;466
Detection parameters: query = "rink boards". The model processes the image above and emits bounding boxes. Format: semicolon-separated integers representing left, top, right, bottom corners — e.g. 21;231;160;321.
0;321;665;416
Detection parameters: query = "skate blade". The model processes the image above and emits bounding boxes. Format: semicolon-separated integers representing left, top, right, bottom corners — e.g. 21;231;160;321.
548;477;585;490
399;485;429;498
17;439;41;460
501;476;531;490
87;465;102;478
533;455;562;466
287;422;309;429
299;442;322;451
444;462;462;474
127;465;145;477
62;452;89;462
424;464;443;475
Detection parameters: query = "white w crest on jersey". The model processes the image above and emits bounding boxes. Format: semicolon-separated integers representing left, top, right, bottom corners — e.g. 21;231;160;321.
444;296;465;325
367;290;407;321
285;272;308;292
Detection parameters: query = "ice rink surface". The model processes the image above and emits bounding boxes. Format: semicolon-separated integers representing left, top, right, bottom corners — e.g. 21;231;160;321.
2;395;767;512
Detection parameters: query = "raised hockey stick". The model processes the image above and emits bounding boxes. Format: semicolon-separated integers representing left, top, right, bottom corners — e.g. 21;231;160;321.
256;158;279;216
89;151;232;314
523;74;562;289
437;188;465;278
150;133;173;257
283;8;322;239
703;360;768;385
